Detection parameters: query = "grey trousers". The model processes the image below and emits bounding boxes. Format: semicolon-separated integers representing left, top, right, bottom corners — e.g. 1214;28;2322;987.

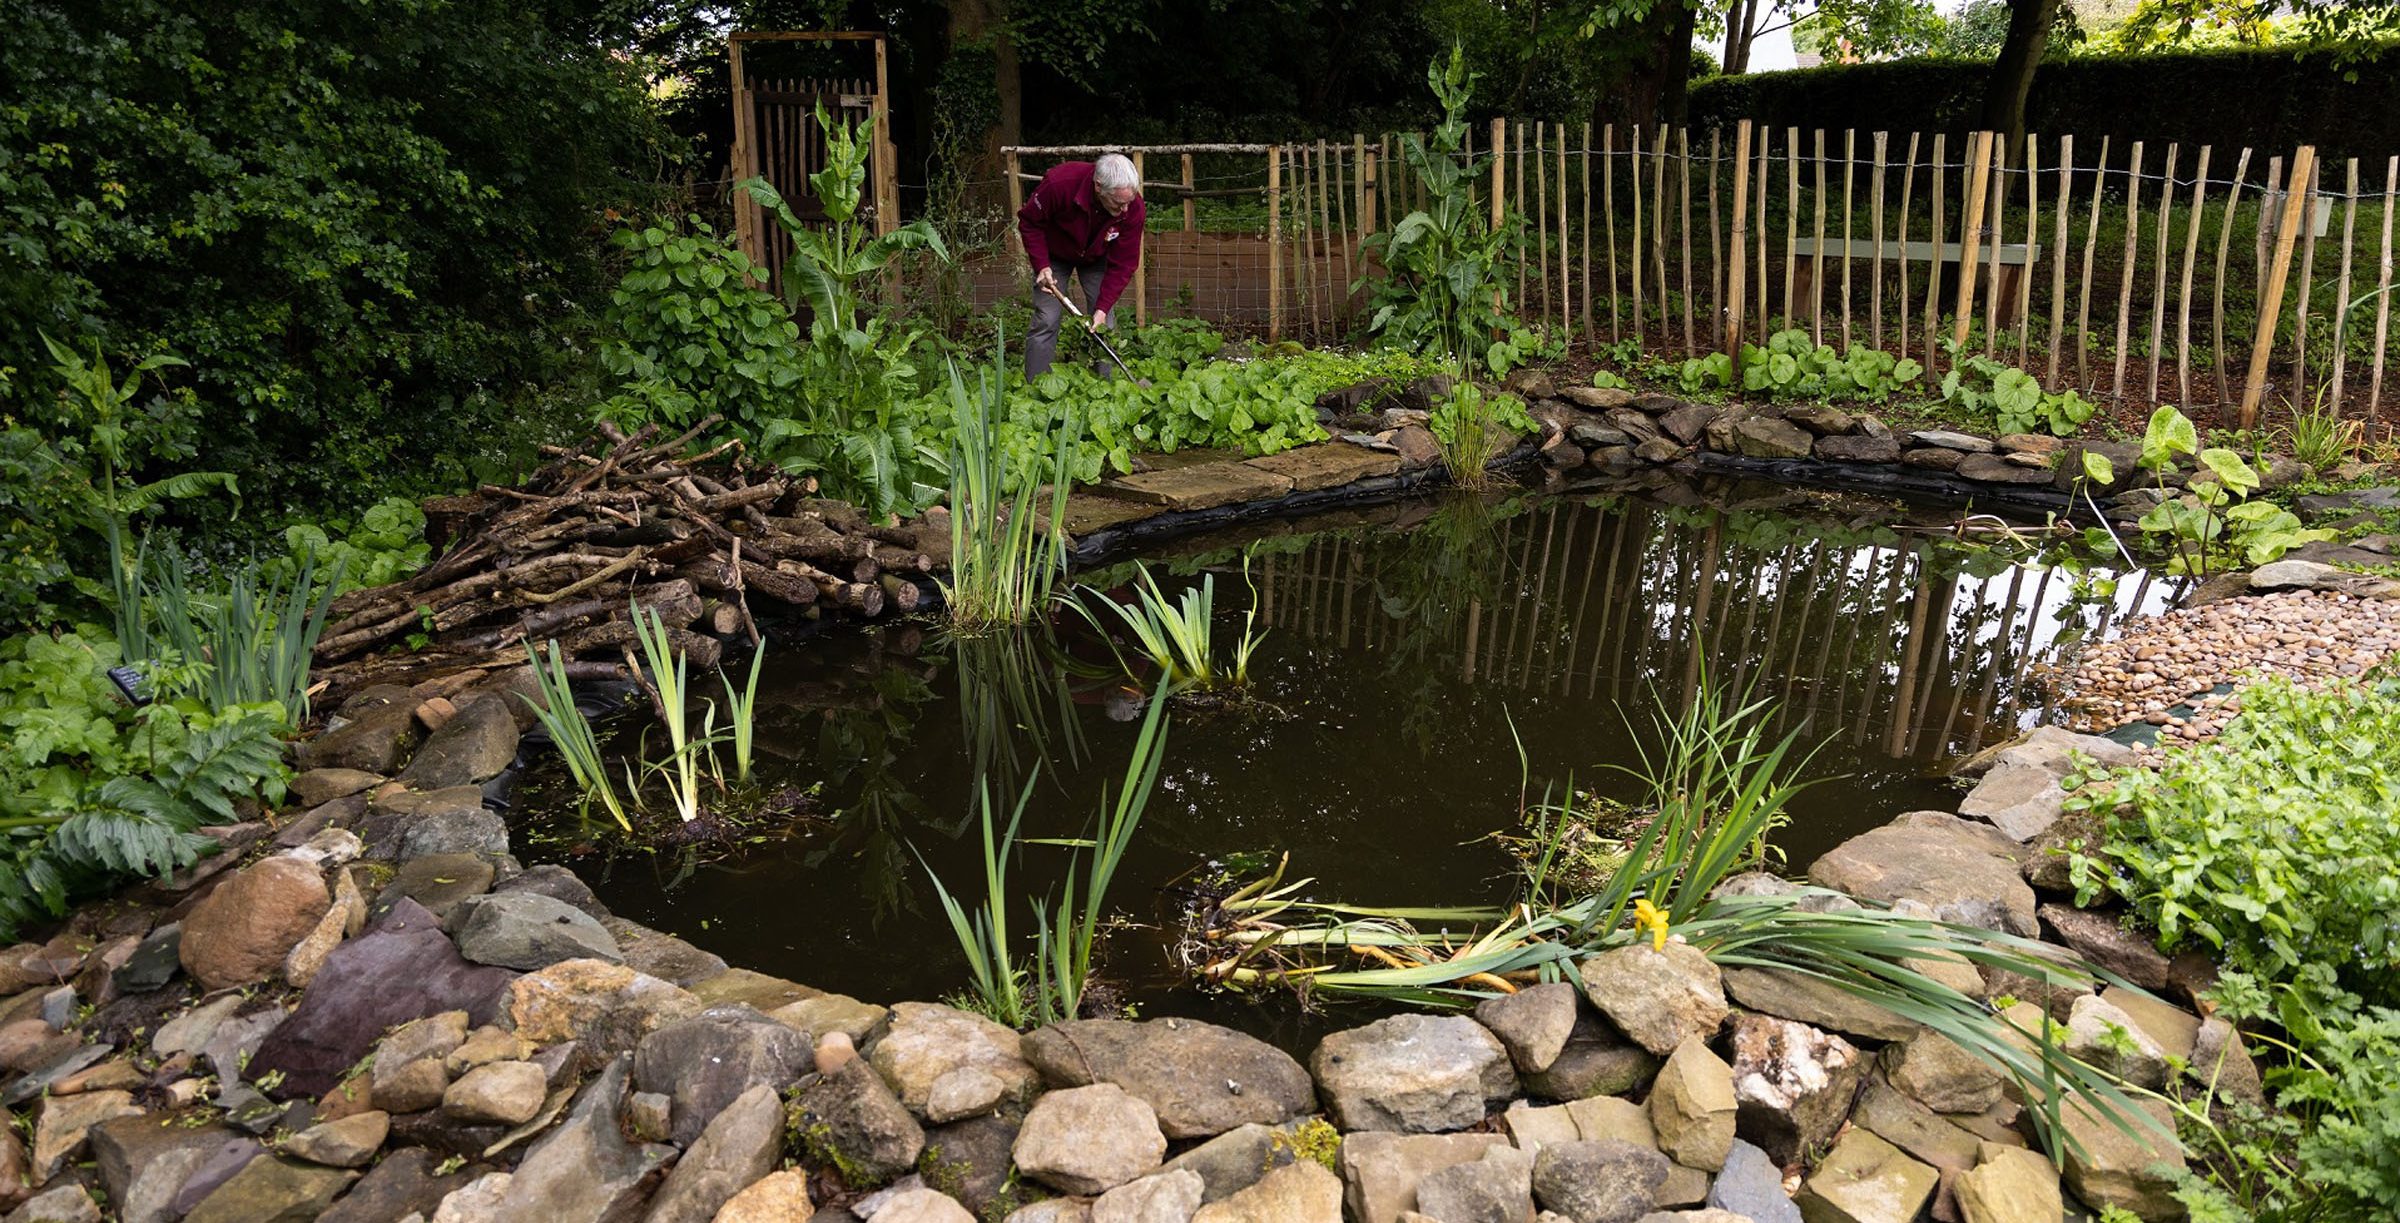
1025;259;1107;379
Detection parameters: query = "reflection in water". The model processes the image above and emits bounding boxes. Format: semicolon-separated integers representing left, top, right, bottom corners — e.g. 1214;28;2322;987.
542;486;2168;1030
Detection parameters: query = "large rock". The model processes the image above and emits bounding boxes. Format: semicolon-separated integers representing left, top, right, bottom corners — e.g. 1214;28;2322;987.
1523;1013;1661;1101
284;866;366;989
643;1083;784;1223
1648;1038;1736;1172
1807;813;2037;937
793;1058;926;1188
491;1054;675;1223
1023;1018;1313;1139
1952;726;2136;780
398;694;521;790
1731;416;1815;460
917;1113;1021;1217
773;992;889;1046
1814;435;1901;463
250;899;516;1098
2059;1096;2184;1220
1092;1169;1204;1223
1957;453;2054;484
1721;967;1914;1043
443;1060;547;1125
317;1148;471;1223
451;892;621;971
371;1011;469;1112
633;1007;812;1145
378;854;498;926
30;1090;143;1184
1956;763;2067;842
283;1110;389;1167
2063;994;2170;1090
1014;1083;1167;1196
2038;905;2170;991
1529;1140;1669;1223
871;1188;977;1222
1886;1032;2003;1115
1339;1132;1510;1223
89;1116;238;1223
1414;1145;1535;1223
605;918;727;987
504;958;701;1058
6;1185;99;1223
1793;1130;1936;1223
179;858;331;991
1706;1140;1799;1223
1907;430;1994;453
1576;943;1728;1056
297;701;421;773
1310;1014;1516;1133
712;1169;814;1223
870;1003;1041;1119
181;1156;356;1223
1474;983;1580;1075
2189;1016;2265;1106
1848;1078;1982;1174
1725;1014;1865;1164
1956;1143;2061;1223
1191;1159;1342;1223
1160;1123;1298;1204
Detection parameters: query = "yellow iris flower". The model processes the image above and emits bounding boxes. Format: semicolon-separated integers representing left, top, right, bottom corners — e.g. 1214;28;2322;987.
1632;898;1670;952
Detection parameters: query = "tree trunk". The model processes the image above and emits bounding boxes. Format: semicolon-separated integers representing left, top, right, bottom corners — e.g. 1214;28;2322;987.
1723;0;1761;75
944;0;1021;210
1602;1;1700;130
1982;0;2056;157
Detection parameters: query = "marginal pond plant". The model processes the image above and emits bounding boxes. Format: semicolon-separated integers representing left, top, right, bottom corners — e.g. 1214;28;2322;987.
1069;561;1266;693
525;639;632;833
940;329;1076;635
923;694;1171;1028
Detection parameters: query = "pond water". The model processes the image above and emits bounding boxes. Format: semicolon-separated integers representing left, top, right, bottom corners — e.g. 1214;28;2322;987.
526;481;2170;1043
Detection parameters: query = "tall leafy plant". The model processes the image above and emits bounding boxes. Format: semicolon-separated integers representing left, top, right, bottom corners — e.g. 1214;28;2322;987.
1359;46;1517;369
2091;405;2332;577
940;329;1076;634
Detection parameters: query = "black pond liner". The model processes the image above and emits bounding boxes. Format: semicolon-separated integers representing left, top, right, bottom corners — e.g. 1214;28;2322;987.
1685;450;2081;519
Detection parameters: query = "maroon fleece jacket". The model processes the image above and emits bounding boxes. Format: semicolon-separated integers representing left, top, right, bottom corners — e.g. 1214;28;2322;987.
1016;160;1146;313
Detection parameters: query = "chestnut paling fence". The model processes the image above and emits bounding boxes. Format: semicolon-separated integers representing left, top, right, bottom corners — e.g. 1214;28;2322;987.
969;124;2395;427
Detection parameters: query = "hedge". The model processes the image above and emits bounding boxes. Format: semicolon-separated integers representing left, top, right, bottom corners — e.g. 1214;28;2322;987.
1688;45;2400;170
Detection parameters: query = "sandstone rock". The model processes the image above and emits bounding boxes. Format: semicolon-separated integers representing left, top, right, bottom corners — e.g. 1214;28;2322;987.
2064;994;2170;1090
1732;416;1814;460
1807;812;2036;937
182;1156;356;1223
1953;726;2137;780
1725;1014;1865;1164
1564;386;1635;411
2189;1016;2265;1106
714;1168;816;1222
431;1172;514;1223
316;1148;471;1223
490;1054;674;1223
298;701;422;774
397;805;510;861
1659;405;1713;447
1792;1130;1936;1223
634;1007;812;1145
1814;435;1900;463
505;958;701;1058
397;694;521;790
6;1184;99;1223
1004;1199;1093;1223
794;1058;926;1188
1577;943;1728;1056
443;1026;532;1076
1160;1123;1297;1204
1311;1013;1516;1132
1907;431;1994;453
1571;422;1632;448
1191;1159;1342;1223
31;1090;141;1184
871;1187;977;1222
1648;1038;1736;1172
1634;438;1684;464
283;1110;388;1167
644;1083;784;1223
1092;1169;1204;1223
1022;1018;1314;1139
0;1127;30;1213
1415;1145;1534;1223
2060;1096;2183;1219
2037;905;2169;990
249;899;516;1098
89;1117;240;1223
1721;967;1915;1043
1956;1142;2060;1223
375;1055;451;1114
1340;1132;1510;1223
1014;1083;1167;1196
1784;405;1855;435
1506;1095;1654;1156
451;892;621;971
1475;983;1580;1074
442;1060;546;1125
1957;453;2053;484
290;769;383;808
773;993;889;1046
377;854;498;926
870;1003;1041;1119
1522;1013;1661;1101
1886;1033;2003;1115
284;866;367;988
179;858;331;991
2099;987;2200;1064
1956;763;2067;842
925;1068;1006;1123
1706;1140;1799;1223
1901;446;1965;472
1847;1078;1981;1174
1530;1140;1669;1223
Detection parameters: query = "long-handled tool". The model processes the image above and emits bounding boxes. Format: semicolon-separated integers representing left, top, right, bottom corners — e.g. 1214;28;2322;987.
1043;280;1146;385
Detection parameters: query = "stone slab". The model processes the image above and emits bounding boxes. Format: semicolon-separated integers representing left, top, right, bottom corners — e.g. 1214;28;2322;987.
1242;444;1403;492
1095;464;1296;511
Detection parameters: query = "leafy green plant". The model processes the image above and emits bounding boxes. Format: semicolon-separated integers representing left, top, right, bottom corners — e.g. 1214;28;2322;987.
940;330;1076;635
1938;346;2094;435
2281;390;2364;474
2108;405;2333;576
1429;379;1532;489
266;497;429;596
721;643;765;786
131;547;343;725
1069;561;1266;691
629;602;713;824
1727;332;1925;402
523;640;630;832
597;216;801;436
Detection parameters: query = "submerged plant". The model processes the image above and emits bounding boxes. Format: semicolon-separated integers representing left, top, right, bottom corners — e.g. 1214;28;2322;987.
941;328;1077;634
525;640;631;832
1069;561;1266;692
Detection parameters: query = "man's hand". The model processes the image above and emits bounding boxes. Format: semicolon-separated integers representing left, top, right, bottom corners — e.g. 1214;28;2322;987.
1091;308;1110;331
1034;266;1058;294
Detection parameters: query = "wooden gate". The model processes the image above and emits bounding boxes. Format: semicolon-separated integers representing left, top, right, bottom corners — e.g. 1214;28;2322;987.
728;32;901;302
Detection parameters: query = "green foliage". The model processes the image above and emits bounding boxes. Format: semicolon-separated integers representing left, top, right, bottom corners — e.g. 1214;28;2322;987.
1732;331;1924;401
1428;380;1532;488
1070;561;1267;691
0;0;673;521
0;629;289;939
524;640;629;833
2130;405;2332;576
265;498;429;598
942;331;1075;635
126;546;342;724
598;217;801;436
2281;391;2364;473
1939;348;2095;435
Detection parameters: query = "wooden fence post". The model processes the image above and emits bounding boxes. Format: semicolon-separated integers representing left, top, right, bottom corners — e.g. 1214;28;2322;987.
1131;150;1148;327
1181;153;1195;232
1267;147;1283;341
1951;130;1993;351
1005;150;1026;267
2330;156;2359;406
1728;120;1752;363
2243;145;2317;427
1491;118;1508;314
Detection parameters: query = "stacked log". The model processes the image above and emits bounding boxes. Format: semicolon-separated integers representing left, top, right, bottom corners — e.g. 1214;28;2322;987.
311;417;940;705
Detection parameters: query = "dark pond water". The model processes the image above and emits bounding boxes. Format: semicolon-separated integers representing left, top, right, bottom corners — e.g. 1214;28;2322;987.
526;481;2169;1043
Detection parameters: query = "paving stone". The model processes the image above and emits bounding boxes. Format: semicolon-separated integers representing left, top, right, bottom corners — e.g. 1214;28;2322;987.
1097;465;1295;511
1242;444;1401;491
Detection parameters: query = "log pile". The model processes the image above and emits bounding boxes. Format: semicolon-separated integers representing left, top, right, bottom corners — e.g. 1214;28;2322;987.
310;418;944;705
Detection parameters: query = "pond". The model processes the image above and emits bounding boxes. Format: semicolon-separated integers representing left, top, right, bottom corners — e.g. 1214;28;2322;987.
523;480;2169;1045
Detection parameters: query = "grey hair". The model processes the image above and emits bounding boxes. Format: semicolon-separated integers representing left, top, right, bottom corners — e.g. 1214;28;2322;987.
1094;152;1141;197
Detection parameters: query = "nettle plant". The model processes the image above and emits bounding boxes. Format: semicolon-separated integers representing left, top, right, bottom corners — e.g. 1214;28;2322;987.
1940;346;2096;436
2089;405;2334;577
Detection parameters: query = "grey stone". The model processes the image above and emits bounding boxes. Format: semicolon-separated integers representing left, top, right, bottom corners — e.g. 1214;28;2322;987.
162;1133;266;1219
870;1187;977;1222
1793;1130;1936;1223
1092;1169;1204;1223
1956;762;2066;842
1659;405;1713;446
1563;386;1635;411
2063;995;2170;1090
1022;1018;1315;1139
89;1116;237;1223
298;701;421;774
795;1057;926;1187
1578;943;1729;1056
1907;430;1994;453
1160;1123;1297;1204
31;1091;143;1184
2036;905;2169;990
870;1003;1041;1119
1415;1145;1535;1223
1886;1033;2003;1115
1784;405;1855;435
772;993;889;1046
1530;1140;1670;1223
491;864;605;918
2059;1096;2184;1221
1339;1132;1511;1223
1900;446;1964;472
182;1156;356;1223
1476;983;1581;1075
2189;1016;2265;1106
398;806;511;861
491;1054;675;1223
634;1006;813;1145
1648;1038;1736;1172
1725;1014;1866;1165
1014;1083;1167;1196
1957;453;2054;485
1706;1140;1799;1223
1731;416;1814;460
399;694;521;790
1722;967;1916;1043
643;1083;785;1223
1848;1078;1981;1172
1571;422;1632;448
378;854;499;926
5;1185;99;1223
1814;435;1900;463
1634;439;1684;464
1311;1013;1516;1133
915;1113;1021;1217
1952;726;2136;781
1807;812;2036;938
451;892;621;971
317;1148;472;1223
1522;1013;1661;1101
111;923;183;995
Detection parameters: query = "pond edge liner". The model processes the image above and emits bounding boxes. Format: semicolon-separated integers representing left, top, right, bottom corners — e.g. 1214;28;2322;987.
1676;450;2079;517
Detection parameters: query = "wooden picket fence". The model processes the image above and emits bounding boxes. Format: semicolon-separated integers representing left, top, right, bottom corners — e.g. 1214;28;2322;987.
995;123;2396;427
